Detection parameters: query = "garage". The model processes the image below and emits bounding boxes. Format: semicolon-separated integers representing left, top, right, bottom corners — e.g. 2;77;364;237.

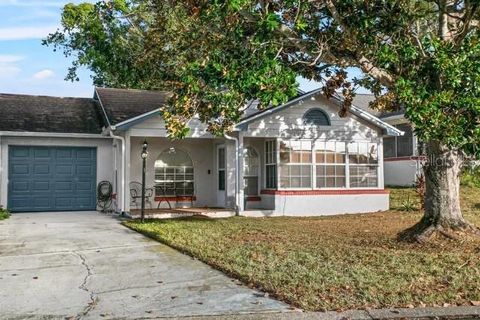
8;146;97;212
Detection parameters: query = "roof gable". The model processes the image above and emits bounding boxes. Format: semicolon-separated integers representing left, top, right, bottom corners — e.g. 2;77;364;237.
236;90;403;136
95;87;171;126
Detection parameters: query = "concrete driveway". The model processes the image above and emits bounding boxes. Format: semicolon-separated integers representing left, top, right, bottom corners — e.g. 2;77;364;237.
0;212;289;319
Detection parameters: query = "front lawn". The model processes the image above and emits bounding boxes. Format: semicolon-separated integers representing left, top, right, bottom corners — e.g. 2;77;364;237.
124;187;480;311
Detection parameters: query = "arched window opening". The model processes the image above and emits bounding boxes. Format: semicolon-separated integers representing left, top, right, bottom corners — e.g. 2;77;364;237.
303;108;331;126
155;148;194;196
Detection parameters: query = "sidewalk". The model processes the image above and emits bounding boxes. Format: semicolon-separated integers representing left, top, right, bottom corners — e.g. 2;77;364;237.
167;306;480;320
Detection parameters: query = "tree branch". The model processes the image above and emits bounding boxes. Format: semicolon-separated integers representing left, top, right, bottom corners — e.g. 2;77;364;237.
324;0;395;87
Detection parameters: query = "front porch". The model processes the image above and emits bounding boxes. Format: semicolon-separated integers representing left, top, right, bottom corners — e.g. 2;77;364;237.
124;134;272;214
129;207;236;219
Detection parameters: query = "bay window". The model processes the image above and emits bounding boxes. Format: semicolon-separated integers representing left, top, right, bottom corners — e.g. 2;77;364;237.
271;139;380;190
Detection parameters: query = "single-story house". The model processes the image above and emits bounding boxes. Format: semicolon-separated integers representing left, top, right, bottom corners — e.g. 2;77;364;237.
0;88;404;216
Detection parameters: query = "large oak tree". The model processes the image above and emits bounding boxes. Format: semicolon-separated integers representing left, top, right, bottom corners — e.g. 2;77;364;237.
46;0;480;242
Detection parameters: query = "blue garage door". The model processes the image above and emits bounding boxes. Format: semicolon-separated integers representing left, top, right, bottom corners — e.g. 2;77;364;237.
8;146;97;212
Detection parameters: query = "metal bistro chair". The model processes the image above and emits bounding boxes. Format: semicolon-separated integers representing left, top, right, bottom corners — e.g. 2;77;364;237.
129;182;154;209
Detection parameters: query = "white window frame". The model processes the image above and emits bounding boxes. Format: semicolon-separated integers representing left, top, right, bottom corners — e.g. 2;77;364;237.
154;149;195;196
275;139;381;191
313;141;347;189
347;141;380;189
278;140;313;190
264;139;277;189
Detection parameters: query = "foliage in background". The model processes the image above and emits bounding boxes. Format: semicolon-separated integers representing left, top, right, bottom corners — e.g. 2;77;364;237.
461;165;480;188
45;0;480;152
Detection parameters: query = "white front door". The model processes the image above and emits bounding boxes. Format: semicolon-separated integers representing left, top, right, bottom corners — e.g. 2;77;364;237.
216;145;226;207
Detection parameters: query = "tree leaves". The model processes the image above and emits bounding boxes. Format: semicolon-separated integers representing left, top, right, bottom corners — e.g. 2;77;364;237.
45;0;480;152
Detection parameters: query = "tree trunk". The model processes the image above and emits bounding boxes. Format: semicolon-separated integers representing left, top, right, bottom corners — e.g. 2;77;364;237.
399;140;480;242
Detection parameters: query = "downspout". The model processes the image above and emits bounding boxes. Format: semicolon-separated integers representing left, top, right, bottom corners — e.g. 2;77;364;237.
223;133;240;215
109;127;126;214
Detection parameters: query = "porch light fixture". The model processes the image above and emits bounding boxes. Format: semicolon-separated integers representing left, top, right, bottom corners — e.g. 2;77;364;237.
140;139;149;222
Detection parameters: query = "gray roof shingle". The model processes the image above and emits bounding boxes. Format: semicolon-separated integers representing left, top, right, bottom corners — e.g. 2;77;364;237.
95;87;171;126
0;93;104;134
349;94;405;119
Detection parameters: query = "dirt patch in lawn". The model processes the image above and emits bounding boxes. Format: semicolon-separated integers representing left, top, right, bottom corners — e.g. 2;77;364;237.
124;187;480;311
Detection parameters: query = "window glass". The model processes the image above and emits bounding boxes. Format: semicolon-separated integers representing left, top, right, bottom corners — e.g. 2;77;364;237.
218;147;226;191
279;140;313;188
303;109;331;126
396;123;414;157
218;170;226;191
265;140;277;189
155;148;194;196
384;137;396;158
348;142;379;188
383;123;414;158
315;141;347;188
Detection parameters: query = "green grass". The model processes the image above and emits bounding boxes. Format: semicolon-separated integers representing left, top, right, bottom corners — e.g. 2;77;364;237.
0;208;10;220
124;187;480;311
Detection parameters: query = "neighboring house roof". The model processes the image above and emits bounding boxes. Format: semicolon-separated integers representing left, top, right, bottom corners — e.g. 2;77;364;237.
95;87;171;126
339;93;409;120
237;89;403;136
0;93;103;134
351;94;379;116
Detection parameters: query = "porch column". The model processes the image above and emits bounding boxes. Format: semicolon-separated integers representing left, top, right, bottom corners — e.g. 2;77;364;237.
238;131;245;212
124;133;131;213
378;138;385;189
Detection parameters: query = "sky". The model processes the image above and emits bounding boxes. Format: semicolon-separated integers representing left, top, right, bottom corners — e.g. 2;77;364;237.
0;0;366;98
0;0;95;97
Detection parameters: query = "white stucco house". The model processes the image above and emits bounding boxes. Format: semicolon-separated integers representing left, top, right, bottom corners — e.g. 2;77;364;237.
0;88;404;216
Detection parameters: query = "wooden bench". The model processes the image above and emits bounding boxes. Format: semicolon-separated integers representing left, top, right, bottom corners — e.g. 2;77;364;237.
155;195;197;209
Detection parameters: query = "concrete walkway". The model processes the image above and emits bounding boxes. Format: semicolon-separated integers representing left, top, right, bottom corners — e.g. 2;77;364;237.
0;212;289;319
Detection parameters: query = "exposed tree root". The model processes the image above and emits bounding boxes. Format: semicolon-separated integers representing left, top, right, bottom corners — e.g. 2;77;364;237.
398;218;480;244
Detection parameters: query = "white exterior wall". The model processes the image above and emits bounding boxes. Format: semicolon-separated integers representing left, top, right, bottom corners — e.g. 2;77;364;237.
384;159;422;187
0;136;114;209
128;115;213;138
225;139;237;209
243;193;389;217
128;137;218;210
244;94;381;142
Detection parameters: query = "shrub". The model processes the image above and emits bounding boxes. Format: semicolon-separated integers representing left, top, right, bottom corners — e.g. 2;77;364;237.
0;206;10;220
